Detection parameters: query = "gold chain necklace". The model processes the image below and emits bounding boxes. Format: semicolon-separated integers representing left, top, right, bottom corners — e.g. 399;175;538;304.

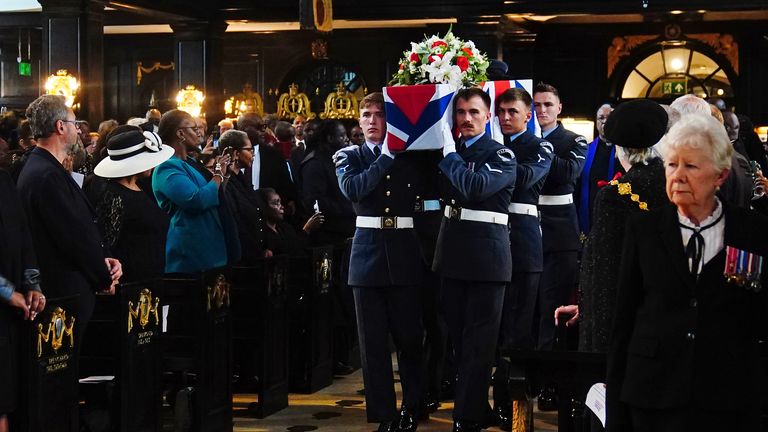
610;179;649;211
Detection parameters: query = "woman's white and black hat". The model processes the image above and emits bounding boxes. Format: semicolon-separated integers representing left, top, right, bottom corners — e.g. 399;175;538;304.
94;129;174;178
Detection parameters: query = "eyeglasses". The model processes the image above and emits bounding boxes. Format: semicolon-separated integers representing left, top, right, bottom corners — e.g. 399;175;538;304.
240;147;254;152
61;119;86;128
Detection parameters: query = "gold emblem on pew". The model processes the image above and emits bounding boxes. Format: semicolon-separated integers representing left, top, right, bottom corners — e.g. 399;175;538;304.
320;82;359;120
277;83;316;121
37;307;75;358
128;288;160;333
207;274;230;311
319;254;332;284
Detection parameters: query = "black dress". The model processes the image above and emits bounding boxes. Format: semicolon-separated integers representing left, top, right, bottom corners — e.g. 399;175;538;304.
263;222;309;257
89;180;169;283
221;172;267;265
578;157;668;352
0;169;38;414
299;149;355;246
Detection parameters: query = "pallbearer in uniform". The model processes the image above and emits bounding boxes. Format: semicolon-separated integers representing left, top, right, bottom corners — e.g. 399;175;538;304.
532;83;588;350
334;92;424;432
433;88;517;432
491;88;553;429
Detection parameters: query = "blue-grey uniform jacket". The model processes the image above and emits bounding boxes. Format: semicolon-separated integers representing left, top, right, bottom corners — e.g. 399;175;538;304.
506;130;553;272
335;144;424;287
539;123;588;252
433;134;517;282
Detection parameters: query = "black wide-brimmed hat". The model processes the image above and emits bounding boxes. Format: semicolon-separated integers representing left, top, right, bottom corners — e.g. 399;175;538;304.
94;129;174;178
604;99;668;149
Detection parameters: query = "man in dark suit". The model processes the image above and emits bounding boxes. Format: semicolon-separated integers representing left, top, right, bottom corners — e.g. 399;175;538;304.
433;88;516;432
237;112;298;214
576;103;624;237
17;94;122;344
532;83;588;351
491;88;552;429
334;92;424;432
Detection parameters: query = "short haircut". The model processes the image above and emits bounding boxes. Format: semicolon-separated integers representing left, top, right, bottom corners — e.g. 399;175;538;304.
496;88;532;112
157;109;193;144
360;92;384;111
25;94;69;139
218;129;249;151
274;121;294;141
659;114;733;172
455;87;491;111
237;112;263;130
669;94;710;117
534;82;560;99
17;119;33;141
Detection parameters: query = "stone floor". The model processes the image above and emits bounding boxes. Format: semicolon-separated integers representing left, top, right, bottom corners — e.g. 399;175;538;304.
232;368;558;432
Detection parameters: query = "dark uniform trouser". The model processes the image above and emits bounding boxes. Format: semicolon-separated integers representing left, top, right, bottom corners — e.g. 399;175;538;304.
353;285;423;422
537;250;578;350
441;277;505;422
420;269;447;401
493;271;541;405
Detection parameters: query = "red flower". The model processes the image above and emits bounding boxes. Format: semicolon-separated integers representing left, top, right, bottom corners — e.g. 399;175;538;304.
431;40;448;49
409;52;420;63
457;56;469;72
399;63;405;70
462;47;474;57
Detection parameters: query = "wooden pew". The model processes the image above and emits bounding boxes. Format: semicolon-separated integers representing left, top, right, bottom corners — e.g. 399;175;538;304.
287;245;334;393
230;256;289;418
15;294;81;432
79;280;163;432
162;269;233;432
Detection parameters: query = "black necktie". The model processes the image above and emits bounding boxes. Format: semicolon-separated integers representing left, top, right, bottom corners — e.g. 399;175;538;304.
373;145;381;157
458;140;467;153
679;211;724;275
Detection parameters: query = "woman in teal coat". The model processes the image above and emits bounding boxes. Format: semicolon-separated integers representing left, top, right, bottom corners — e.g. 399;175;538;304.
152;109;232;273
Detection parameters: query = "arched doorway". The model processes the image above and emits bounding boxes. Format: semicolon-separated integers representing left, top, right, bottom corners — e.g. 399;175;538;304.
610;38;736;103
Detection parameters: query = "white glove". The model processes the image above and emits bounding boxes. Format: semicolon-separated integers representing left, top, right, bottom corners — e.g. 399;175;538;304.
442;124;456;157
381;140;394;159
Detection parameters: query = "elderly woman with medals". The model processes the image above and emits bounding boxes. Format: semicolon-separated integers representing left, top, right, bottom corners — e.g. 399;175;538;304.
606;113;768;431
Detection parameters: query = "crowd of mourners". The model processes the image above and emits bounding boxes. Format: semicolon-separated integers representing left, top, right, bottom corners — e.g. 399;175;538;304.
1;81;768;432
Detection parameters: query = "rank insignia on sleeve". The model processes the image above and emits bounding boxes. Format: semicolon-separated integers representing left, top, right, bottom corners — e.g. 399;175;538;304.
575;136;589;146
724;245;763;292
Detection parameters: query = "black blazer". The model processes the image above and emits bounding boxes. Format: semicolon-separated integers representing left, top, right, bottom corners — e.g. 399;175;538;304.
16;147;112;299
606;203;768;430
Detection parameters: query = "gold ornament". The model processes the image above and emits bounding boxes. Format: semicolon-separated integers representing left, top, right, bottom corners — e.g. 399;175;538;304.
320;82;359;120
37;307;75;358
207;274;230;311
276;83;316;121
224;83;264;117
44;69;79;108
611;179;649;211
128;288;160;333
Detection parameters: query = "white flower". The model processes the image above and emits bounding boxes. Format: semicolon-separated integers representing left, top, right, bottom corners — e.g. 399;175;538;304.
423;51;463;88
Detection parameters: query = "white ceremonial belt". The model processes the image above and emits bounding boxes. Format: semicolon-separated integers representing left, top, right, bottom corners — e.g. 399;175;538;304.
508;203;538;216
356;216;414;229
443;205;508;225
538;194;574;206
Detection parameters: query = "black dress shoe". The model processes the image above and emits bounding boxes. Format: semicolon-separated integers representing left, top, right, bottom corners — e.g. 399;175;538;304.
422;395;440;414
377;420;397;432
397;407;419;432
493;404;512;431
452;419;481;432
537;384;558;412
334;361;355;375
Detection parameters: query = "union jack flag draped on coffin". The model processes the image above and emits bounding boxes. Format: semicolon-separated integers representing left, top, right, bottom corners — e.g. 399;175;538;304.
481;80;541;142
383;84;456;152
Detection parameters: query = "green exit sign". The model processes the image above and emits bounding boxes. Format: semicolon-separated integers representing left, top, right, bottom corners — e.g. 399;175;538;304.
662;80;686;96
18;62;31;77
